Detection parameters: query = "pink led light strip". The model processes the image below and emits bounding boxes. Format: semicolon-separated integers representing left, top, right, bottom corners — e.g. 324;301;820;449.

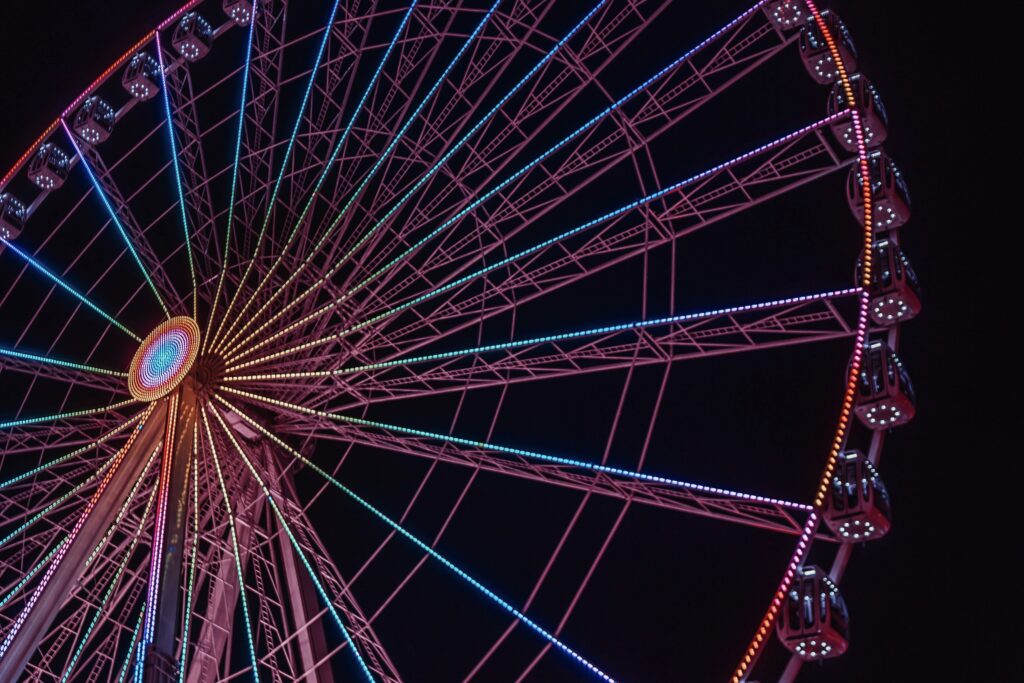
729;2;874;680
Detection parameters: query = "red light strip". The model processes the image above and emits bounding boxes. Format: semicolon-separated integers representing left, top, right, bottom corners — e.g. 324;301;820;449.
729;3;874;681
0;0;205;191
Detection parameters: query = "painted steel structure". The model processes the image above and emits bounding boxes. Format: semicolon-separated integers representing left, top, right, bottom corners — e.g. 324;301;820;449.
0;1;916;680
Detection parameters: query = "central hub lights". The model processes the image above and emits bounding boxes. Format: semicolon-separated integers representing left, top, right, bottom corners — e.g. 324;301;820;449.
128;316;201;401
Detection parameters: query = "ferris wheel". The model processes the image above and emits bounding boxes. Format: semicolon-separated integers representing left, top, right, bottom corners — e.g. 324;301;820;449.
0;0;919;680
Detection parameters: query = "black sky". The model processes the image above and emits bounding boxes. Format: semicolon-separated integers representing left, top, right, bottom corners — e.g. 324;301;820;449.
0;1;1007;681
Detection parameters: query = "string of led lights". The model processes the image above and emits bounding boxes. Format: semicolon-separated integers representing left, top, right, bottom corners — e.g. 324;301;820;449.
209;0;345;351
210;407;376;682
177;438;199;683
0;407;151;661
154;32;198;319
60;119;172;318
135;393;181;683
221;0;777;361
0;398;139;431
227;111;850;370
218;387;809;512
0;415;141;491
0;344;127;379
214;396;616;683
219;0;611;358
729;1;875;679
199;410;261;683
61;481;160;682
225;288;861;383
0;237;141;342
216;0;496;356
203;0;260;354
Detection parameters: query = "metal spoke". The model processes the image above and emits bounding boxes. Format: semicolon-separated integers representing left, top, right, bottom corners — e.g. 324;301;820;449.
0;238;141;342
213;397;617;683
0;398;139;431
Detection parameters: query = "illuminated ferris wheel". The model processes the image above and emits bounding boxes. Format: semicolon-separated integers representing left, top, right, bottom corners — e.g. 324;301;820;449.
0;0;919;680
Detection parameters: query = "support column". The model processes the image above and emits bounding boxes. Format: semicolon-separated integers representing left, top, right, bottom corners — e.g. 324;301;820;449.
144;380;200;682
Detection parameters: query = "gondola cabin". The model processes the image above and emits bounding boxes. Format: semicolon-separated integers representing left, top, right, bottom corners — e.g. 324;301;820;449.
847;149;911;232
27;143;70;191
824;451;892;541
858;237;922;325
798;11;857;84
72;97;115;145
122;52;162;101
778;565;849;659
224;0;254;26
828;73;888;152
853;340;916;430
173;12;214;62
0;194;26;242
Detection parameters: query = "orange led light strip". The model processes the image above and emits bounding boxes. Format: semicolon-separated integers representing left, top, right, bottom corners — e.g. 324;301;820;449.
729;3;874;681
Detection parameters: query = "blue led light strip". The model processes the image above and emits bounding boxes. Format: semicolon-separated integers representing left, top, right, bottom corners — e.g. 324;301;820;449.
226;288;862;383
0;398;139;431
224;0;608;359
116;604;147;683
61;119;172;318
62;482;160;682
210;0;344;348
219;389;809;512
219;0;497;356
211;408;375;682
0;344;127;379
201;411;261;682
205;0;261;352
230;111;851;369
154;32;197;318
335;1;776;315
0;238;141;342
214;396;615;683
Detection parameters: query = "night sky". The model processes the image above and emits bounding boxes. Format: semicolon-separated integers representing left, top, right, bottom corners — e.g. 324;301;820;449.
0;1;1004;681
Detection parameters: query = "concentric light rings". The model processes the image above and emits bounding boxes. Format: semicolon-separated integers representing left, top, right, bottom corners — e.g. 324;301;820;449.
128;316;200;401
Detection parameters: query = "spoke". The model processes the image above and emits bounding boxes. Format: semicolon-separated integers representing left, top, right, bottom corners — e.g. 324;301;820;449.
218;389;806;524
0;417;141;508
199;410;260;683
116;604;147;683
61;478;159;681
0;403;153;663
217;0;500;356
732;2;876;678
211;0;346;350
226;289;859;403
210;408;376;682
0;238;141;342
0;398;139;431
223;0;611;359
228;112;850;370
178;434;199;683
212;397;615;683
0;343;126;378
237;0;779;357
155;33;198;318
61;119;172;318
204;0;262;353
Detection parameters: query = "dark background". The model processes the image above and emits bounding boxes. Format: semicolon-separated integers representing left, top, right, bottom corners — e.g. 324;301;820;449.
0;1;1007;681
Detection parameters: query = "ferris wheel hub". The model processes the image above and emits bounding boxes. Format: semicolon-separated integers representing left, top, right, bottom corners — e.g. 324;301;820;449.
128;316;201;401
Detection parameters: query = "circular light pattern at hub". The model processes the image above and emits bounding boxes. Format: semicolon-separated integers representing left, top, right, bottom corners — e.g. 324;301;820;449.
128;316;200;401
